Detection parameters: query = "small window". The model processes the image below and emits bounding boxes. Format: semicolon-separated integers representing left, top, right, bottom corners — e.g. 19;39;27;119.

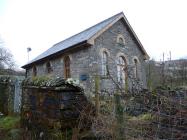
118;37;124;44
64;56;70;79
134;59;138;79
117;56;127;83
117;35;125;45
101;51;108;76
46;62;52;74
33;66;37;76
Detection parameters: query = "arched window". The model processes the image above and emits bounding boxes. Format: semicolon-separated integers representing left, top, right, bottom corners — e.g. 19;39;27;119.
46;61;52;74
102;51;108;76
134;59;138;79
117;56;127;83
64;56;70;79
33;66;37;76
118;37;124;45
117;35;125;45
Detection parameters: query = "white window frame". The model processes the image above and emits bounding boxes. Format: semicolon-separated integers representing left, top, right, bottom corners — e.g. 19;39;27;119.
102;51;108;76
117;56;127;83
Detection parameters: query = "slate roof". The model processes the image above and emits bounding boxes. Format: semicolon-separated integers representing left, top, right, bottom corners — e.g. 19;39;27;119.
22;12;148;68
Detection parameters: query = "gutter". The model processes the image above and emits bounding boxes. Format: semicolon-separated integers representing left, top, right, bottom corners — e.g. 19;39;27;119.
22;40;91;69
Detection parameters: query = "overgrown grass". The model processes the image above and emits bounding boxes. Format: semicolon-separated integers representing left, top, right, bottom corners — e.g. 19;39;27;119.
0;116;20;130
32;76;51;86
129;113;154;121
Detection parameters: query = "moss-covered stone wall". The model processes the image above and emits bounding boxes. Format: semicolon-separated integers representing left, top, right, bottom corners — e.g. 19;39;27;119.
0;76;24;115
0;83;8;115
21;77;94;135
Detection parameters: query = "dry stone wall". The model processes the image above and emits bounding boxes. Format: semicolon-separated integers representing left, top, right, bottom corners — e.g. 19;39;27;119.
0;75;24;115
21;77;95;131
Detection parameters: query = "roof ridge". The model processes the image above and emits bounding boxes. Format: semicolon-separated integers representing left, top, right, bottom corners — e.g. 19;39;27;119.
53;12;123;46
31;12;123;63
22;12;131;68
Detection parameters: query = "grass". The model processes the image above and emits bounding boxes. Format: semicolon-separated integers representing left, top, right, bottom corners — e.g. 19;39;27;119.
129;113;154;121
0;116;20;130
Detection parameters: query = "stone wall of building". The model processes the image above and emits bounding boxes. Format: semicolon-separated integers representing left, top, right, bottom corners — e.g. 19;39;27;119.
91;19;147;91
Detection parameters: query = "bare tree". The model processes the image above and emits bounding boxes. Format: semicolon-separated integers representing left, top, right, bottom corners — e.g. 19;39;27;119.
0;38;15;70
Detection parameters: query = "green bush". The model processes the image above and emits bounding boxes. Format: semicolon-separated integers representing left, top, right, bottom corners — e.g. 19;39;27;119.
0;116;20;130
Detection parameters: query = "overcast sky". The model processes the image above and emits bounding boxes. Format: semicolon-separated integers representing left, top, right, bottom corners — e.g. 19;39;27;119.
0;0;187;68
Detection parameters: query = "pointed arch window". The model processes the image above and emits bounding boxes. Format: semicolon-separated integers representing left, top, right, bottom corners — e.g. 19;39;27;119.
117;56;127;83
64;56;70;79
102;51;108;76
46;61;52;74
33;66;37;77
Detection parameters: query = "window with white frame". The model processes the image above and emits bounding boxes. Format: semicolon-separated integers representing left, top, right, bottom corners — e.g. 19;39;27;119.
101;51;108;76
117;56;127;83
